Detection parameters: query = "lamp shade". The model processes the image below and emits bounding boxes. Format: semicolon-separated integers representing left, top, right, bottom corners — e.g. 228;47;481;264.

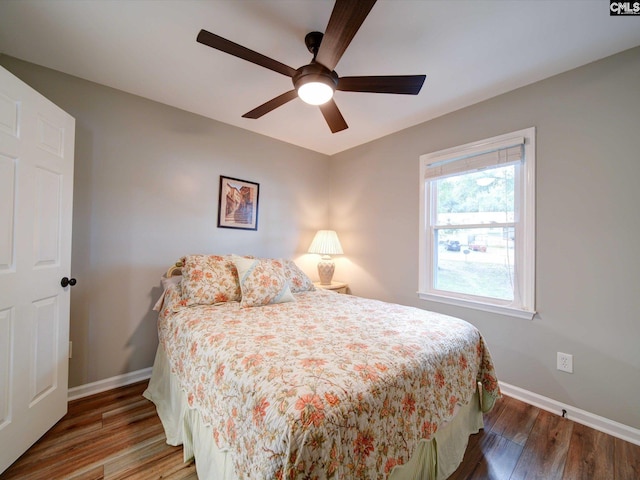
308;230;343;255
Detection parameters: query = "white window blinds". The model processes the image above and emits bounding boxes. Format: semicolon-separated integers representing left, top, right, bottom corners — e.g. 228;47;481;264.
424;137;524;180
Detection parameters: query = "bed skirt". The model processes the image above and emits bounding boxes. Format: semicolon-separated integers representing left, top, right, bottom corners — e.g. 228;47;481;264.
143;344;485;480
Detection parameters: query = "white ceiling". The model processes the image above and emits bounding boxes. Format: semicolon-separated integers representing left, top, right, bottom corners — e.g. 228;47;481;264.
1;1;638;155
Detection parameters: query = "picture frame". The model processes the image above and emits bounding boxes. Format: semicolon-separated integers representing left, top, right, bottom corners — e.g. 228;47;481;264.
217;176;260;231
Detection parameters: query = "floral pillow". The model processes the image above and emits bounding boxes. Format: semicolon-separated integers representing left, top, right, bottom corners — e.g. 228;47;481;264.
232;255;295;307
180;254;241;306
283;259;315;293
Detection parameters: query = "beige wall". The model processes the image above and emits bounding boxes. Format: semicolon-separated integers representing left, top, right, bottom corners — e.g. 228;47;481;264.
0;55;330;388
330;47;640;429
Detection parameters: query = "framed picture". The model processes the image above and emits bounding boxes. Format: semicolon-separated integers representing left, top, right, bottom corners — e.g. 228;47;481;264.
217;176;260;230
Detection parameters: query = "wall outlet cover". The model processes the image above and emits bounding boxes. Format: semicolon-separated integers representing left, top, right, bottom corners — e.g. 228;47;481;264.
557;352;573;373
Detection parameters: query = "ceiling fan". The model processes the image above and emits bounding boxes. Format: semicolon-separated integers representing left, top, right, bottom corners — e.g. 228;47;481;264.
196;0;426;133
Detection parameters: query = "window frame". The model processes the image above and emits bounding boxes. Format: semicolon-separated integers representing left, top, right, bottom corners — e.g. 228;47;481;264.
418;127;536;320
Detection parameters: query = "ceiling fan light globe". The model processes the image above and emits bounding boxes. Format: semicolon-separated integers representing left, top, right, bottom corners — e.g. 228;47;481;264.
297;82;334;105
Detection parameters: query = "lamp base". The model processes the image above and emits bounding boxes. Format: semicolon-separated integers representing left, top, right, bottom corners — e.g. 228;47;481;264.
317;256;335;285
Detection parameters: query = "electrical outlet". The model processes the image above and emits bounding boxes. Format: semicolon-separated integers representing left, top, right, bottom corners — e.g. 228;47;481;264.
557;352;573;373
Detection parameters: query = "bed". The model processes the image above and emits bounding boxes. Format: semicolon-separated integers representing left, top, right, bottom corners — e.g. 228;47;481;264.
144;254;500;479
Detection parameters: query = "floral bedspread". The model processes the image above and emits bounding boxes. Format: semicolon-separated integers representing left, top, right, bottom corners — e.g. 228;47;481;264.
158;287;500;479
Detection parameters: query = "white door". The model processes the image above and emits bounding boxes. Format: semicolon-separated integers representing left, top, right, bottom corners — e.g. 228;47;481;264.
0;66;75;473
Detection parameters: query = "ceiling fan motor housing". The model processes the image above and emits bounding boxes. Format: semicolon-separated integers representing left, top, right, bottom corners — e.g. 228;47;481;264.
292;63;339;92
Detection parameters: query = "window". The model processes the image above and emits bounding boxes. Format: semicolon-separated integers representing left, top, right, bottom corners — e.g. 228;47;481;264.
418;128;536;319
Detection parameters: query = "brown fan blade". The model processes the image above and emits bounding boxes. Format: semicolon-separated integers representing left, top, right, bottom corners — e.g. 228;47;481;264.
337;75;426;95
315;0;377;71
319;100;348;133
242;90;298;119
197;29;297;78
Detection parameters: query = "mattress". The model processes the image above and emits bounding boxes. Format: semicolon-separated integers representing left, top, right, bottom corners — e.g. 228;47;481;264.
146;285;500;479
145;343;486;480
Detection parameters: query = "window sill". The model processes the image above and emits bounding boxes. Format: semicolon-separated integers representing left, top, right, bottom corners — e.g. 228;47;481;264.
418;292;536;320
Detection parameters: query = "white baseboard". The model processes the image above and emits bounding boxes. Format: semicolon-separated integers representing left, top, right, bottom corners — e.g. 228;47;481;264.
499;381;640;446
67;367;153;401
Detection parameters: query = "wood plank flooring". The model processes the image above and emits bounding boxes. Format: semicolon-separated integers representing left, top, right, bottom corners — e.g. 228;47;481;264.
0;381;196;480
449;395;640;480
1;380;638;479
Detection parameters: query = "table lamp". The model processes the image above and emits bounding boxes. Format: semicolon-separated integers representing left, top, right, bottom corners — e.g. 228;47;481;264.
308;230;343;285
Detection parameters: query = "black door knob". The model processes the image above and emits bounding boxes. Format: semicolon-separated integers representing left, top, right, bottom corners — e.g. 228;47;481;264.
61;277;77;288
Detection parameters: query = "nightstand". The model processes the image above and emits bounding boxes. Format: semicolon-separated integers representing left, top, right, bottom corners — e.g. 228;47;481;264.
314;281;349;294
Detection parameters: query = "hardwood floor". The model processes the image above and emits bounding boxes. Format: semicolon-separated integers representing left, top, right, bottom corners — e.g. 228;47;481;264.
0;381;196;480
449;395;640;480
1;381;638;479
